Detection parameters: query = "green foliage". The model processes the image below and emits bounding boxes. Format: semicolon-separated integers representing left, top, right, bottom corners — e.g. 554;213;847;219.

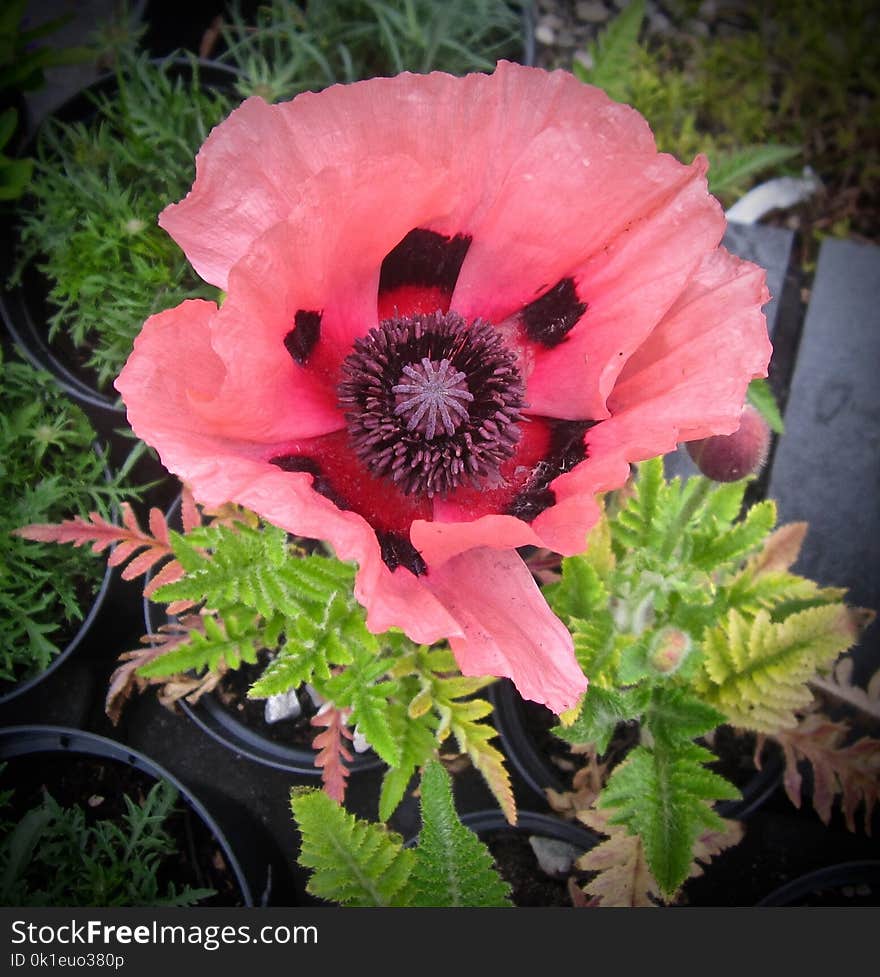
0;779;214;907
698;604;858;732
220;0;526;103
572;1;801;207
0;1;92;95
0;107;31;200
748;377;785;435
545;458;861;899
599;741;737;901
577;0;645;103
0;348;134;685
136;511;509;818
291;760;511;906
694;0;879;239
11;52;233;390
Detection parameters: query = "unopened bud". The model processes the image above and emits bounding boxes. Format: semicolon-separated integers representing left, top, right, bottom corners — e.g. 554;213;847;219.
686;405;771;482
649;628;691;674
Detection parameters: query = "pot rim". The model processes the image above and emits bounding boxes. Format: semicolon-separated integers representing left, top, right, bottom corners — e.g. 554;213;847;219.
756;859;880;906
0;723;254;906
0;551;114;707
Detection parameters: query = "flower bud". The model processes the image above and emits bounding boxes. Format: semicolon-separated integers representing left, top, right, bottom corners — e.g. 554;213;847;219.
686;405;771;482
649;628;691;674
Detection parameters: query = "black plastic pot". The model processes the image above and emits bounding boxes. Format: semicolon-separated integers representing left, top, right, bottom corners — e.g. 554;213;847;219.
756;860;880;907
488;677;783;820
0;57;240;413
141;495;383;777
0;545;113;708
460;809;599;907
143;590;384;777
0;724;254;906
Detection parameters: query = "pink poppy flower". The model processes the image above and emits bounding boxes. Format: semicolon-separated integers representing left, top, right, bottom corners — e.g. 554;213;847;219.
116;62;771;714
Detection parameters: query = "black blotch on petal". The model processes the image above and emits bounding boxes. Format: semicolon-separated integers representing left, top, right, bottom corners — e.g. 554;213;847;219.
284;310;322;365
521;278;587;348
269;454;349;511
376;530;427;576
379;228;472;294
506;420;597;522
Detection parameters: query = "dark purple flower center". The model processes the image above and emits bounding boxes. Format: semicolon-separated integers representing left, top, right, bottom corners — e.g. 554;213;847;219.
338;311;525;497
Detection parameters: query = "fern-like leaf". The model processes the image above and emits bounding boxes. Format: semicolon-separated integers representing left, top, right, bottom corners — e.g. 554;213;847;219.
154;523;355;619
408;760;512;907
378;704;438;822
599;741;738;899
554;686;648;753
575;806;743;906
135;610;262;677
445;696;516;826
698;605;860;732
770;715;880;833
690;499;777;571
14;503;177;583
310;704;354;804
574;0;645;102
290;788;415;907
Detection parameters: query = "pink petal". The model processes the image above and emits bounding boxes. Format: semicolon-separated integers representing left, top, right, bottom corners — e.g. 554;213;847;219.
422;547;587;714
607;246;772;442
467;153;723;422
159;63;656;290
531;246;771;554
115;301;459;645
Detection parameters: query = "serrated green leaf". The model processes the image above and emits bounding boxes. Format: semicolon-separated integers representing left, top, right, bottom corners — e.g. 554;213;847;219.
599;741;737;899
551;556;609;621
698;604;858;732
698;477;747;527
378;705;438;822
569;613;618;685
446;697;516;825
644;687;727;749
691;499;777;571
554;686;648;753
290;787;415;907
408;761;512;907
576;0;645;102
137;611;262;677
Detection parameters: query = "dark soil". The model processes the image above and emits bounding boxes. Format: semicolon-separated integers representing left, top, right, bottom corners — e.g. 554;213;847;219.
213;660;319;751
0;751;245;906
484;829;589;907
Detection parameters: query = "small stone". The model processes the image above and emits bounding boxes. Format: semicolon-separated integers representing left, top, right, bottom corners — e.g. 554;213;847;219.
529;835;583;877
352;727;371;754
264;688;303;724
576;0;610;23
573;49;595;72
647;10;672;34
535;22;557;45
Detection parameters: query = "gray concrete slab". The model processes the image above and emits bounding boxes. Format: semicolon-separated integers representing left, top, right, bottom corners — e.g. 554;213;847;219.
766;236;880;682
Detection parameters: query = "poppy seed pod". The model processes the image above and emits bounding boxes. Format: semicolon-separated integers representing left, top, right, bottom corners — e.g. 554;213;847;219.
686;404;771;482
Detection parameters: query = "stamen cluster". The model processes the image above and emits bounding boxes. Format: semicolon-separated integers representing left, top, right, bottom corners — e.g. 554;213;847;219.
338;311;525;497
